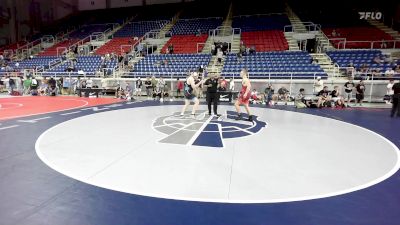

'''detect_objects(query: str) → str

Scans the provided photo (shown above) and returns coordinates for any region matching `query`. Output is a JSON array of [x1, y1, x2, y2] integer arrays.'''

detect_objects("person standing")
[[135, 77, 143, 97], [176, 78, 183, 98], [180, 72, 204, 118], [204, 74, 221, 116], [144, 77, 152, 99], [391, 81, 400, 117], [235, 69, 253, 121], [344, 78, 355, 107], [23, 76, 31, 95], [157, 76, 166, 101], [386, 79, 395, 104], [355, 80, 366, 106], [313, 76, 324, 94]]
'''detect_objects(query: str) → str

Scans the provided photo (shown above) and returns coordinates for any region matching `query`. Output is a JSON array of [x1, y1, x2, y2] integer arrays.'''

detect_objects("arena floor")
[[0, 96, 399, 225]]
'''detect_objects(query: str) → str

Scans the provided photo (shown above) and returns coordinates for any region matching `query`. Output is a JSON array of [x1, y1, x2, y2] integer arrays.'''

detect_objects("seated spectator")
[[385, 68, 395, 77], [115, 84, 125, 99], [277, 86, 289, 104], [38, 79, 48, 96], [249, 46, 256, 54], [373, 56, 383, 64], [331, 29, 340, 37], [294, 88, 311, 108], [316, 86, 331, 108], [0, 76, 5, 92], [380, 39, 387, 49], [330, 86, 345, 108], [250, 89, 263, 104]]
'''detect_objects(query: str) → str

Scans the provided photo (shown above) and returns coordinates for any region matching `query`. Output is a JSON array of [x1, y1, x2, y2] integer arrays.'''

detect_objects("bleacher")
[[222, 51, 327, 79], [161, 35, 208, 54], [38, 39, 78, 56], [43, 56, 118, 77], [232, 14, 290, 32], [232, 15, 289, 52], [171, 18, 223, 35], [126, 53, 211, 78], [324, 27, 394, 49], [95, 37, 137, 56], [69, 24, 113, 39], [114, 20, 169, 37], [327, 50, 398, 71], [241, 31, 288, 51], [17, 56, 60, 70]]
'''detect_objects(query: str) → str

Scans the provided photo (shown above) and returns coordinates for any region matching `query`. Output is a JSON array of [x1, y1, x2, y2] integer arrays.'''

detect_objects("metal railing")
[[331, 39, 400, 49]]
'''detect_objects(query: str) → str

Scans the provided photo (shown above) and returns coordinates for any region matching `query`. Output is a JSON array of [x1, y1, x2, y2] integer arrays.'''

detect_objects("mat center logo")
[[152, 110, 266, 148]]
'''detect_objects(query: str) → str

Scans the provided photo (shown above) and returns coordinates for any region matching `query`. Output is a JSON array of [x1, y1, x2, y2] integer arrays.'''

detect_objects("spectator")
[[380, 39, 387, 49], [386, 79, 395, 104], [264, 83, 274, 105], [330, 86, 345, 108], [151, 75, 157, 94], [125, 82, 133, 100], [373, 56, 383, 64], [115, 84, 125, 99], [385, 68, 395, 77], [86, 78, 93, 89], [317, 86, 330, 108], [144, 77, 152, 99], [211, 43, 216, 55], [219, 76, 227, 91], [168, 44, 174, 54], [277, 86, 289, 104], [8, 77, 15, 95], [30, 77, 38, 95], [249, 46, 256, 54], [331, 29, 339, 37], [355, 80, 366, 106], [23, 76, 31, 95], [156, 76, 166, 101], [229, 78, 235, 91], [217, 48, 223, 64], [344, 77, 355, 107], [0, 76, 5, 93], [250, 89, 263, 104], [176, 78, 183, 98], [135, 77, 143, 97], [295, 88, 310, 108], [314, 76, 324, 93], [391, 80, 400, 117]]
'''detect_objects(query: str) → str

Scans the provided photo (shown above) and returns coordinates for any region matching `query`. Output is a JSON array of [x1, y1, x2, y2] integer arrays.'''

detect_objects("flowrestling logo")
[[152, 110, 266, 148], [359, 12, 382, 20]]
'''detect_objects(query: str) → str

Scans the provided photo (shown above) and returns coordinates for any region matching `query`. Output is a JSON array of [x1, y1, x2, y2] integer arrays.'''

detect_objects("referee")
[[204, 74, 221, 116], [391, 81, 400, 118]]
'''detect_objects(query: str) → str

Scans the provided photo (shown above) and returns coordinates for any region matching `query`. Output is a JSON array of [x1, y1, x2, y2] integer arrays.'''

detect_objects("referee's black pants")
[[207, 92, 219, 115], [391, 94, 400, 117]]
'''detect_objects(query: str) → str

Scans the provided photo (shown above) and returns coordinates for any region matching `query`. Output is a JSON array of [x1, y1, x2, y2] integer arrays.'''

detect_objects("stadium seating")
[[38, 39, 78, 56], [241, 31, 289, 51], [222, 51, 327, 79], [324, 27, 394, 49], [232, 15, 290, 32], [114, 20, 169, 37], [0, 41, 27, 54], [16, 56, 60, 70], [171, 18, 223, 35], [69, 24, 113, 39], [43, 56, 118, 77], [126, 53, 211, 78], [95, 37, 138, 55], [161, 35, 208, 54], [327, 50, 398, 71]]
